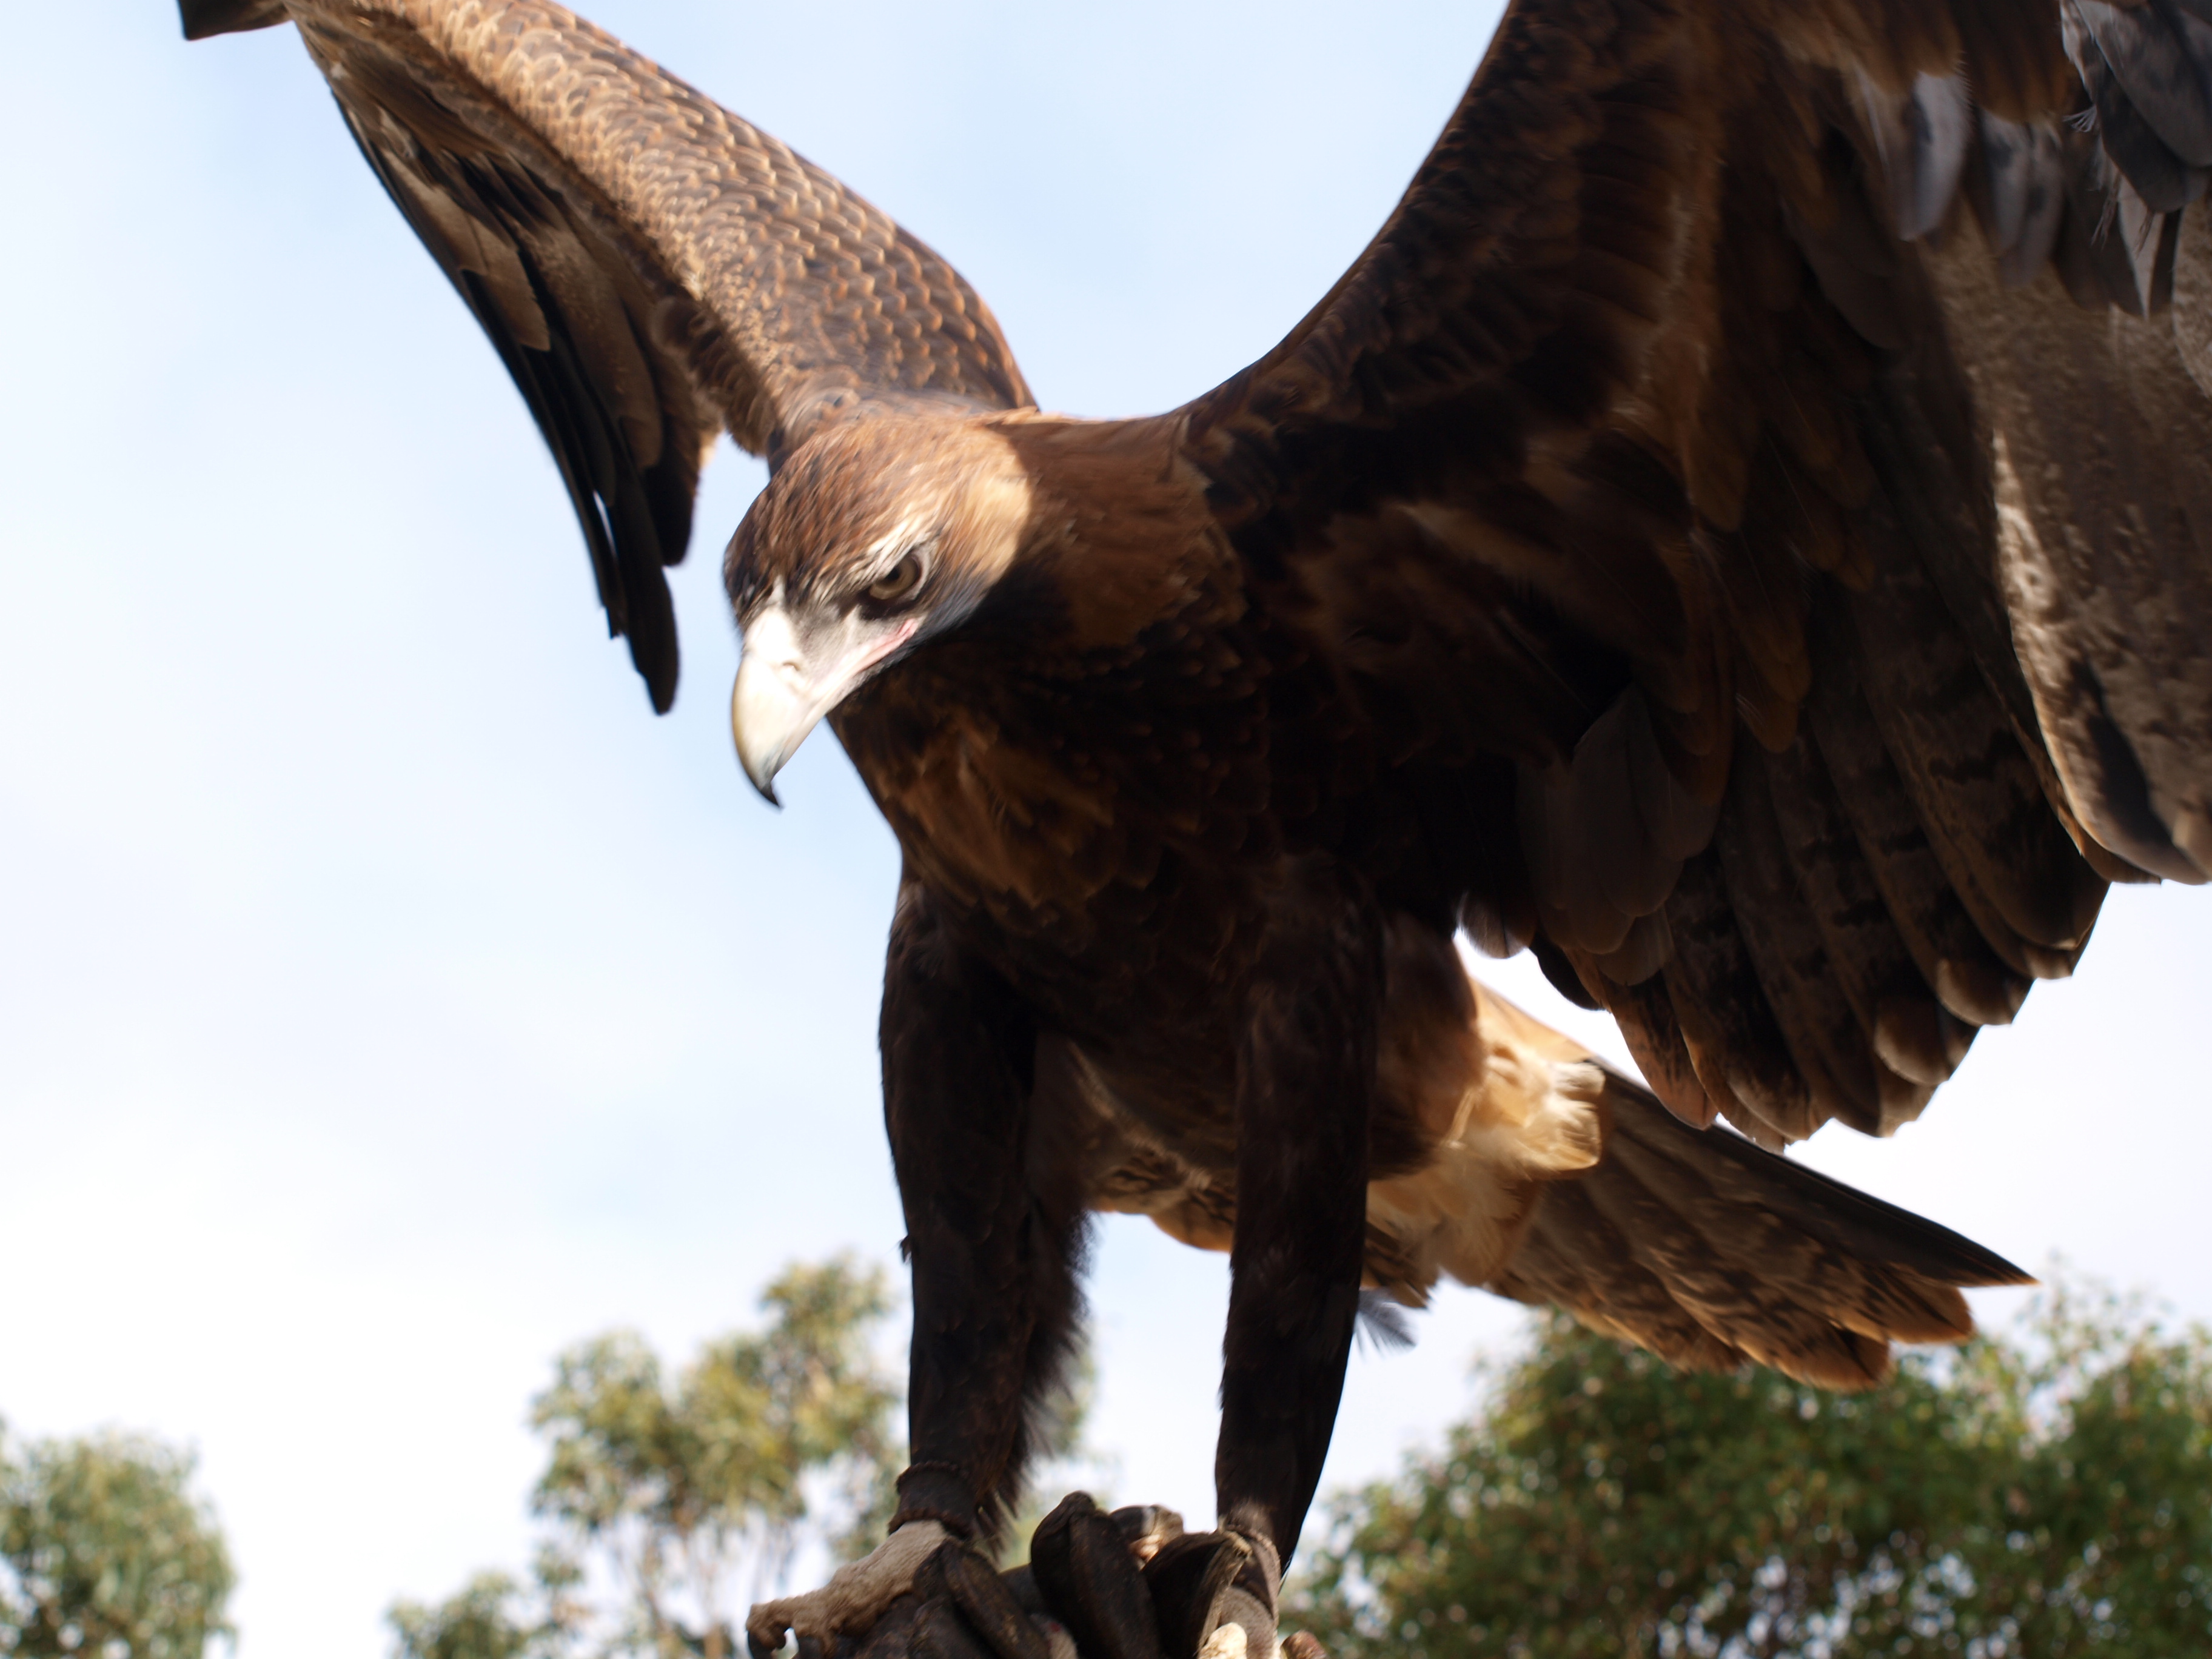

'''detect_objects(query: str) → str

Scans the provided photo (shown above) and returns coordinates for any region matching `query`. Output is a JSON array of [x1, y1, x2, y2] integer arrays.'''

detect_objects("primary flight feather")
[[182, 0, 2210, 1654]]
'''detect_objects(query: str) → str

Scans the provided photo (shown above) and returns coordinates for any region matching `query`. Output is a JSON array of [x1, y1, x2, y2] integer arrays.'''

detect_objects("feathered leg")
[[1142, 860, 1381, 1659], [748, 879, 1084, 1657], [884, 882, 1088, 1544], [1216, 858, 1381, 1559]]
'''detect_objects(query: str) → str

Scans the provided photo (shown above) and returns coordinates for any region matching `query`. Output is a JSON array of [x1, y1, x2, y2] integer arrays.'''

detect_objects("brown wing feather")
[[1488, 1071, 2032, 1390], [1183, 0, 2212, 1145], [179, 0, 289, 36], [197, 0, 1031, 709]]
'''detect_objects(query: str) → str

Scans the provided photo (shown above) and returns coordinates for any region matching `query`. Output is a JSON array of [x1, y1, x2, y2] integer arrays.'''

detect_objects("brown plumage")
[[186, 0, 2210, 1651]]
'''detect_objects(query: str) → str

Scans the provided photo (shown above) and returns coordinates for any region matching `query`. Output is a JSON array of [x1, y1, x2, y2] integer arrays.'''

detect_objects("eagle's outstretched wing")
[[1181, 0, 2212, 1149], [184, 0, 1031, 710]]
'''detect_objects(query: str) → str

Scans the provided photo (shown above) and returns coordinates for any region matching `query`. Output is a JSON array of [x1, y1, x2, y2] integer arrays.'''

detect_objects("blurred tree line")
[[0, 1423, 233, 1658], [389, 1259, 904, 1659], [389, 1256, 1102, 1659], [1289, 1279, 2212, 1658], [11, 1262, 2207, 1659]]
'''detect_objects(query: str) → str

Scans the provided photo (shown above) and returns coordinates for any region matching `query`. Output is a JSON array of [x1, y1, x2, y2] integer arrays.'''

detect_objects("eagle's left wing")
[[1179, 0, 2212, 1149]]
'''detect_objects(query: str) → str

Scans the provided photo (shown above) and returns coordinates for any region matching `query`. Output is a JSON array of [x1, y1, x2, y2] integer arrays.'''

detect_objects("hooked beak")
[[731, 603, 917, 804]]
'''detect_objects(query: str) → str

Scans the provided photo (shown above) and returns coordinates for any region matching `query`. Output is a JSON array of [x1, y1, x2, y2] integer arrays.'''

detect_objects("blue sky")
[[4, 4, 2208, 1655]]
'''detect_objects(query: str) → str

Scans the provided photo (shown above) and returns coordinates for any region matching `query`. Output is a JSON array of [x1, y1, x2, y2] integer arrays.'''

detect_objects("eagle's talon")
[[851, 1593, 921, 1659], [1028, 1614, 1079, 1659], [1142, 1529, 1278, 1659], [914, 1597, 999, 1659], [1030, 1493, 1165, 1659], [1108, 1505, 1185, 1567], [746, 1521, 950, 1659], [915, 1538, 1050, 1659]]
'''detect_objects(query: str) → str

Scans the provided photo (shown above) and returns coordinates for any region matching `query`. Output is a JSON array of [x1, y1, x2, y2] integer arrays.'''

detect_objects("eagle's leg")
[[885, 883, 1088, 1543], [1204, 857, 1382, 1645], [748, 881, 1085, 1657]]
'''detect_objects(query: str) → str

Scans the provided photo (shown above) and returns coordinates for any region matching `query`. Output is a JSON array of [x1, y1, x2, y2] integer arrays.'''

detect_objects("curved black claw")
[[916, 1542, 1051, 1659], [1143, 1530, 1278, 1659], [1030, 1493, 1165, 1659]]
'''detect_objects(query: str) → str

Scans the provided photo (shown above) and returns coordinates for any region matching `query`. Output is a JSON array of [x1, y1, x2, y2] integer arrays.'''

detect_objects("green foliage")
[[388, 1572, 551, 1659], [387, 1549, 588, 1659], [0, 1423, 233, 1659], [390, 1255, 1110, 1655], [392, 1258, 901, 1659], [534, 1259, 897, 1553], [1290, 1279, 2212, 1658]]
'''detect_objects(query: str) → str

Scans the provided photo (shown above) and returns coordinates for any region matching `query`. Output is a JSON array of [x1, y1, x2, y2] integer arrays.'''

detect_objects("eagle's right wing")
[[184, 0, 1032, 710]]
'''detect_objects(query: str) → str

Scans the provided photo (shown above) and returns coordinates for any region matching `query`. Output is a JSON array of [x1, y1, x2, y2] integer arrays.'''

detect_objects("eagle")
[[182, 1, 2211, 1655]]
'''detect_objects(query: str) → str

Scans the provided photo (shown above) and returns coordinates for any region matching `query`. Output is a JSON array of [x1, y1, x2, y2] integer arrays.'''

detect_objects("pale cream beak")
[[731, 603, 917, 804]]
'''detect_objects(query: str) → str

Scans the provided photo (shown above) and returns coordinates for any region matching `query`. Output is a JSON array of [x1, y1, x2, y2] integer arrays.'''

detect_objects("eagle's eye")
[[864, 550, 926, 608]]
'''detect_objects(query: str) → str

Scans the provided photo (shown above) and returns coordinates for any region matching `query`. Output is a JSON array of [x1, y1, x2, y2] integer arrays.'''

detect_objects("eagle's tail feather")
[[1483, 1065, 2032, 1390]]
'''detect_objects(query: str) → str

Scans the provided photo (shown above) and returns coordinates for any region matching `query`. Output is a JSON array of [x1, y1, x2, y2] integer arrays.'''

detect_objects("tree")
[[392, 1258, 901, 1659], [387, 1571, 556, 1659], [1290, 1279, 2212, 1658], [0, 1423, 233, 1659]]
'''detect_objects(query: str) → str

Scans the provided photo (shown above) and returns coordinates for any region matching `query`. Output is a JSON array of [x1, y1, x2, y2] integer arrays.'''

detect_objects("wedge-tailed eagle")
[[181, 1, 2212, 1654]]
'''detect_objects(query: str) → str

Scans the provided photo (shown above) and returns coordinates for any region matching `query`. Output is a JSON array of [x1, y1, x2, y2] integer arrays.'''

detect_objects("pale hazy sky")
[[4, 5, 2207, 1657]]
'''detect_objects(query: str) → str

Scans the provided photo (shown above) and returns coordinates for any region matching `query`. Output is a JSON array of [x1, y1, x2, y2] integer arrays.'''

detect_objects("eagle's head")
[[722, 412, 1034, 802]]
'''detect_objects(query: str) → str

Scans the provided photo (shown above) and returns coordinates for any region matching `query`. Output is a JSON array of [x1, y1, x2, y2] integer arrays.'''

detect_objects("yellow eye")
[[865, 552, 925, 606]]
